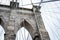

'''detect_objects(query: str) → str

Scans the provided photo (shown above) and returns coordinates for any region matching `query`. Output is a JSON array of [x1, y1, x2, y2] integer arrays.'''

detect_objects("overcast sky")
[[41, 1, 60, 40]]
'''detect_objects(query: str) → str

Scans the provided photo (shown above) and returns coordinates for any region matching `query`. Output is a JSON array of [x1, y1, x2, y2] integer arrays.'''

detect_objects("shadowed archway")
[[0, 18, 4, 27], [20, 20, 34, 38]]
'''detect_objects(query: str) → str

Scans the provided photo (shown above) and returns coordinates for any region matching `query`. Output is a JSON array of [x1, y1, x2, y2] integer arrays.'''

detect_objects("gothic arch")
[[20, 19, 35, 30], [20, 20, 34, 38], [16, 27, 33, 40], [15, 18, 40, 40]]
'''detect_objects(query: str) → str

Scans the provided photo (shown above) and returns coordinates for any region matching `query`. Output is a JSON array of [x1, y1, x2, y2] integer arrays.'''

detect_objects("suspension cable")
[[30, 0, 43, 40]]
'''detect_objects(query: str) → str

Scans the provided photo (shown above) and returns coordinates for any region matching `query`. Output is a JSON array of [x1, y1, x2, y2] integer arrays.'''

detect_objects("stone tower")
[[0, 2, 50, 40]]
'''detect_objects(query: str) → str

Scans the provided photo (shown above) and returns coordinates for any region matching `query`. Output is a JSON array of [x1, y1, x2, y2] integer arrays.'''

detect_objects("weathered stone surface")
[[0, 6, 50, 40]]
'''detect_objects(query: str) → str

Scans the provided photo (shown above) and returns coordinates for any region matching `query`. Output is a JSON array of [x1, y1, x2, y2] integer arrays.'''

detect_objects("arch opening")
[[0, 18, 5, 40], [15, 20, 35, 40], [20, 20, 34, 37], [16, 27, 33, 40], [19, 20, 41, 40]]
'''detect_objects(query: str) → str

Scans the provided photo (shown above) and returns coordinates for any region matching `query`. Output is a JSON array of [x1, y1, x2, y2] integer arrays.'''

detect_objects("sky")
[[41, 1, 60, 40]]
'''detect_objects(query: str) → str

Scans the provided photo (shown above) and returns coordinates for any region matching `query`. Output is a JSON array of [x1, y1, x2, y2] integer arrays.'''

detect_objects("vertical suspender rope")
[[39, 0, 43, 6]]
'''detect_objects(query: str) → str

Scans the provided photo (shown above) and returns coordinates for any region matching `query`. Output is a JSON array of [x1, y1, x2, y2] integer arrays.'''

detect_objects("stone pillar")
[[5, 1, 19, 40], [32, 5, 42, 40], [37, 13, 50, 40], [33, 5, 50, 40], [6, 11, 15, 40]]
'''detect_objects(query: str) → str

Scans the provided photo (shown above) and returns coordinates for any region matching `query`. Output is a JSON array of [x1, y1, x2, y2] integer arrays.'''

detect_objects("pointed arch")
[[15, 19, 39, 40], [16, 27, 32, 40], [20, 19, 34, 38]]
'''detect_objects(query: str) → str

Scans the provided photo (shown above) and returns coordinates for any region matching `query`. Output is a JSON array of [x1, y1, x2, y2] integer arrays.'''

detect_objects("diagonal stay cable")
[[43, 13, 59, 40], [30, 0, 43, 40]]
